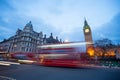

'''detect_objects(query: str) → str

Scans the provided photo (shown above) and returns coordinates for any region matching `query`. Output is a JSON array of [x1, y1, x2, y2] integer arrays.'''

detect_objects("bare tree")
[[94, 38, 113, 59]]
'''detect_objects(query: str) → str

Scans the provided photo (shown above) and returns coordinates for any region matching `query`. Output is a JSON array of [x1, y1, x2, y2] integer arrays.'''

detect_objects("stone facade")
[[0, 21, 61, 53], [43, 33, 62, 44], [83, 19, 94, 56]]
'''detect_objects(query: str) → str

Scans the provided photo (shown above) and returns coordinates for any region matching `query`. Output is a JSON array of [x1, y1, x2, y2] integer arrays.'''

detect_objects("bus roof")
[[38, 42, 92, 49]]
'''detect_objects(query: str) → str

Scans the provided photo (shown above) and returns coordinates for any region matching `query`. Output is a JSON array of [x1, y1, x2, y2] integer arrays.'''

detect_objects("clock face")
[[85, 29, 89, 33]]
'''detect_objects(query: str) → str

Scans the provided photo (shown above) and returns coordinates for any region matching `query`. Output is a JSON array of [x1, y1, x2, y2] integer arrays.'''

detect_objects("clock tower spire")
[[83, 19, 94, 56]]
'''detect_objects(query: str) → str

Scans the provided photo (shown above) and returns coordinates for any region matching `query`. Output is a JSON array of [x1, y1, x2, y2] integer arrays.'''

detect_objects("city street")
[[0, 0, 120, 80], [0, 63, 120, 80]]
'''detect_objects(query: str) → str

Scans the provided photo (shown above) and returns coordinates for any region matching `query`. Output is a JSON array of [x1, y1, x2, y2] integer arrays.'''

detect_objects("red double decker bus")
[[37, 42, 91, 67]]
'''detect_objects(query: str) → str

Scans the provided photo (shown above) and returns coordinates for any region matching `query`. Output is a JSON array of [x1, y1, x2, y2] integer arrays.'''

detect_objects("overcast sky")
[[0, 0, 120, 43]]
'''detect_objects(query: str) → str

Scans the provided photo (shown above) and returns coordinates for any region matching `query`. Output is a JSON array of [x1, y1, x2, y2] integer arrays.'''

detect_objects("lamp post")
[[7, 42, 12, 60]]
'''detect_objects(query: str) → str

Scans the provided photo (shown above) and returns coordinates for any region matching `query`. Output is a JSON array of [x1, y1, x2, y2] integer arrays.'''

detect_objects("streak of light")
[[18, 60, 36, 63], [38, 42, 92, 49], [0, 61, 20, 65], [0, 63, 10, 66]]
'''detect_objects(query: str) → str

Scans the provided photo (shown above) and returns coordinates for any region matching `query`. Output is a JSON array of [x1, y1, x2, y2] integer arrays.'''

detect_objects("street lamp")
[[64, 39, 69, 42]]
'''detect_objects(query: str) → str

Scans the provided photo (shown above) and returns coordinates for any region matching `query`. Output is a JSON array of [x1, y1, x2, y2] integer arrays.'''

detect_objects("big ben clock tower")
[[83, 19, 94, 56]]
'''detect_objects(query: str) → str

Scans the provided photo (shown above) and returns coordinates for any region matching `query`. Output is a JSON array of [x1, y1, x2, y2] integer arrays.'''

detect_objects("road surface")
[[0, 64, 120, 80]]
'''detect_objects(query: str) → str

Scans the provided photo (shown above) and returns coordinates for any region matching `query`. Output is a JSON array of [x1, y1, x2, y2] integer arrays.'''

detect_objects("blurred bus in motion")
[[37, 42, 91, 67]]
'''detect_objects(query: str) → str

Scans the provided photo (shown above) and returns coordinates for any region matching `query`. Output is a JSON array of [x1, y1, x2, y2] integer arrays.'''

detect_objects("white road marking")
[[0, 75, 16, 80]]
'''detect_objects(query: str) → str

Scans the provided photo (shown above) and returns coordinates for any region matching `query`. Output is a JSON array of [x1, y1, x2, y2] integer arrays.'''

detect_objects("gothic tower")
[[83, 19, 94, 56]]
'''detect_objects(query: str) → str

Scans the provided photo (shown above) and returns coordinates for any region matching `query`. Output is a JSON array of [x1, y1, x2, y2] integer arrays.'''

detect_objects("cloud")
[[0, 0, 120, 42], [93, 13, 120, 43], [0, 26, 14, 40]]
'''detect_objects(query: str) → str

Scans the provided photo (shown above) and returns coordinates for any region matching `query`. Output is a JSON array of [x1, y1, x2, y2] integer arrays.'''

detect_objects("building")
[[0, 21, 43, 53], [0, 21, 61, 54], [115, 48, 120, 59], [83, 19, 94, 56], [0, 46, 8, 58], [43, 33, 62, 44]]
